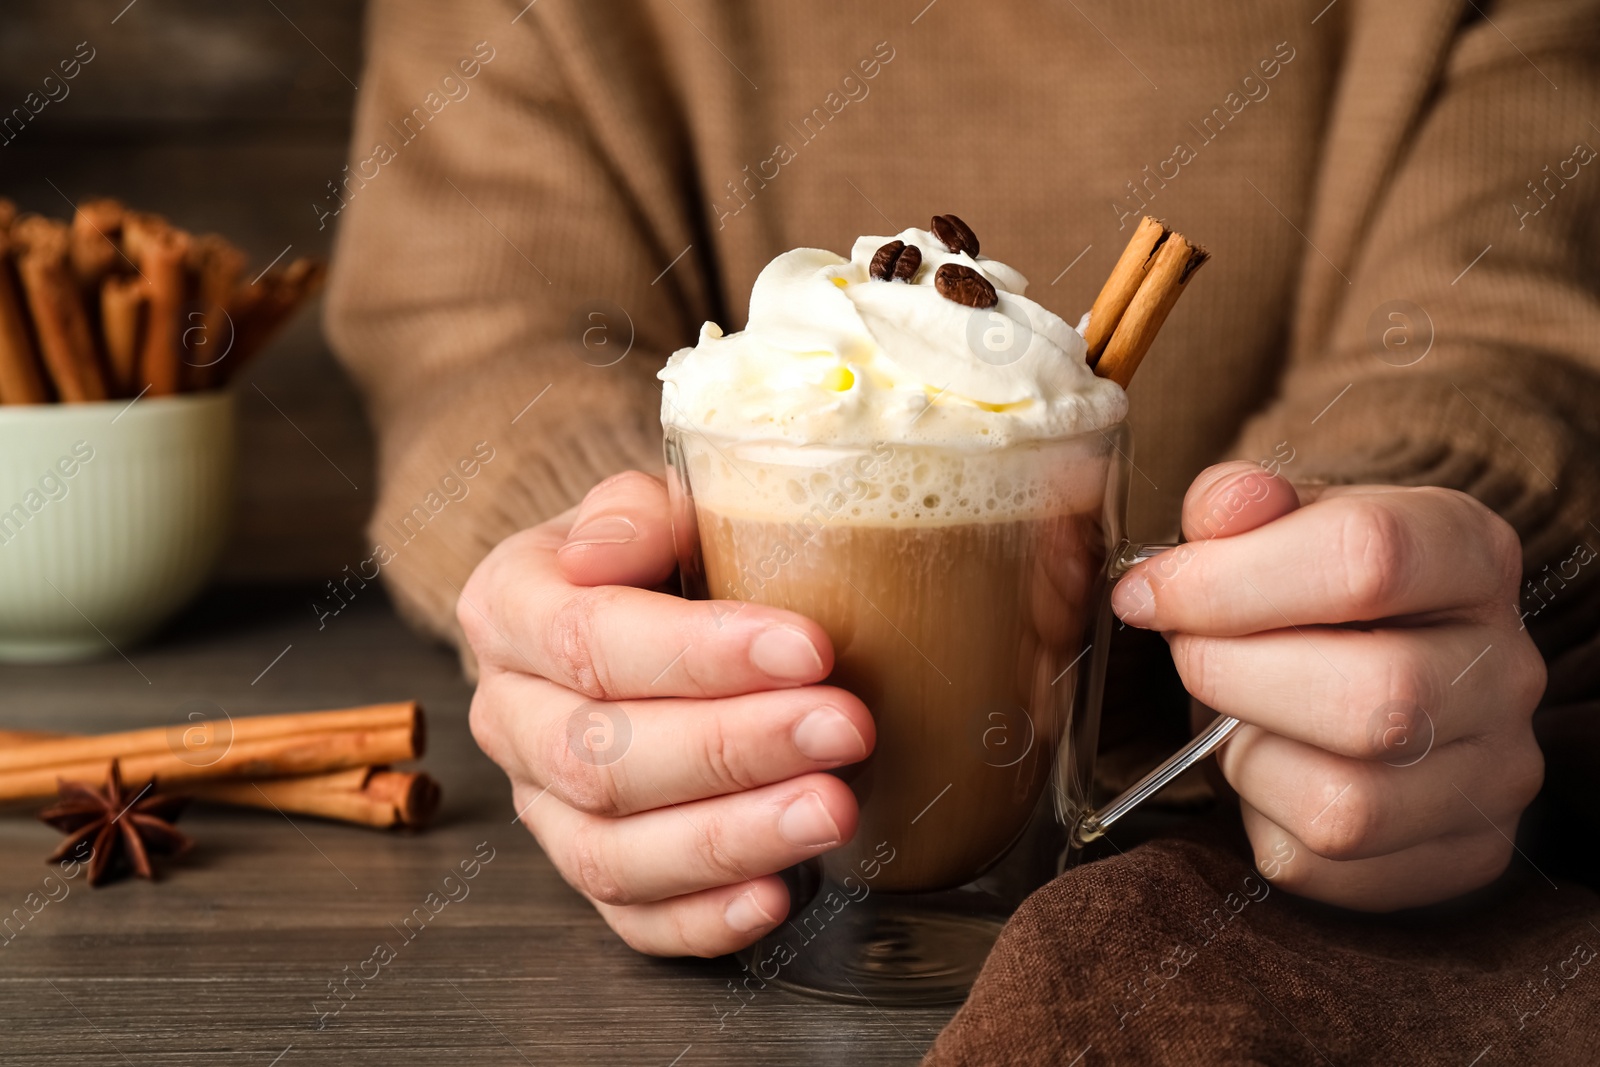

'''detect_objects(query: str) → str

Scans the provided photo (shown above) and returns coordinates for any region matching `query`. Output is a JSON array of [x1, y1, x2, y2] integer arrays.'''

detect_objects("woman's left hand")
[[1113, 461, 1547, 910]]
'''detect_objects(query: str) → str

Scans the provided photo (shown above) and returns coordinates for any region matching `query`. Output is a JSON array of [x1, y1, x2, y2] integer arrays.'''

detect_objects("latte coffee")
[[677, 435, 1111, 893], [658, 220, 1131, 998]]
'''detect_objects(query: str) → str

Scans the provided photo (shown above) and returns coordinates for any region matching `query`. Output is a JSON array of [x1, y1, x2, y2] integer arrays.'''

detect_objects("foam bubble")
[[676, 435, 1112, 527]]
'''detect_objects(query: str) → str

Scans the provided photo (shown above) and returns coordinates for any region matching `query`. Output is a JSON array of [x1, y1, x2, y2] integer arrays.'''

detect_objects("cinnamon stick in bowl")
[[11, 216, 107, 402], [68, 198, 126, 288], [185, 234, 246, 390], [123, 213, 190, 397], [0, 228, 49, 405], [100, 274, 146, 395]]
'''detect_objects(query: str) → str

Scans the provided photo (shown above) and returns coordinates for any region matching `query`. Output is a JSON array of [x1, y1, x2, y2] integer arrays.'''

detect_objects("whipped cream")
[[658, 227, 1127, 448]]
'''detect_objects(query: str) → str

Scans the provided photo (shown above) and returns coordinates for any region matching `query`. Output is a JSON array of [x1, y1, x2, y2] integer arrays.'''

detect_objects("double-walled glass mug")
[[665, 422, 1231, 1004]]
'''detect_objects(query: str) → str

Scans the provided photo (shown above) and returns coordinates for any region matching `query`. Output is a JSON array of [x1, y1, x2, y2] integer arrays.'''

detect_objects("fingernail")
[[724, 889, 777, 933], [749, 626, 824, 681], [793, 707, 867, 764], [779, 791, 840, 848], [563, 515, 638, 549], [1111, 572, 1155, 627]]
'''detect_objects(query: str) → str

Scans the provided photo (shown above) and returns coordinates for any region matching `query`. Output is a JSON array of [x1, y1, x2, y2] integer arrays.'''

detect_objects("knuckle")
[[1357, 695, 1420, 761], [666, 901, 723, 959], [1355, 646, 1440, 759], [467, 688, 501, 765], [1506, 736, 1546, 810], [1256, 845, 1311, 892], [1508, 642, 1548, 713], [699, 714, 759, 794], [456, 569, 493, 650], [543, 720, 625, 817], [567, 820, 632, 906], [672, 641, 721, 695], [693, 811, 747, 887], [1297, 771, 1380, 861], [1170, 635, 1222, 708], [1335, 501, 1413, 618], [609, 919, 658, 957], [1485, 515, 1525, 593], [547, 587, 621, 699], [1446, 489, 1524, 592]]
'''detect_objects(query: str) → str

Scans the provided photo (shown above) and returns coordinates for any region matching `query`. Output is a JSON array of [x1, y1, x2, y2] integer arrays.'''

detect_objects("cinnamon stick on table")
[[0, 728, 440, 829], [0, 702, 424, 803], [0, 229, 49, 404], [11, 216, 107, 402], [186, 767, 442, 829]]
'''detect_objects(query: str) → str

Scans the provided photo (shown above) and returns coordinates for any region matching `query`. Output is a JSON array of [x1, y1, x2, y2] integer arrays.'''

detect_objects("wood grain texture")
[[0, 587, 953, 1065]]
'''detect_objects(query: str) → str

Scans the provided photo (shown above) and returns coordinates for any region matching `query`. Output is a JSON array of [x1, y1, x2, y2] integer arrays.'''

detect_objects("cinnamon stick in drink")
[[0, 229, 49, 404], [1092, 230, 1209, 389], [1084, 215, 1169, 364], [12, 216, 107, 402]]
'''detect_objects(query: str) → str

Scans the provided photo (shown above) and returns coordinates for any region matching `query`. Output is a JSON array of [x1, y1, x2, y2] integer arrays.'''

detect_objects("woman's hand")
[[459, 472, 873, 956], [1113, 462, 1547, 910]]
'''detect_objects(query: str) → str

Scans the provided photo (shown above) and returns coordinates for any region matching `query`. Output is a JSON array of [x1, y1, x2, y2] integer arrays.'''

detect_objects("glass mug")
[[665, 422, 1227, 1004]]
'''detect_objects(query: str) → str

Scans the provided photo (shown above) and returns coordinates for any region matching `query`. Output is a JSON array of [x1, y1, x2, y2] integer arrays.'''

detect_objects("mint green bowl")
[[0, 391, 235, 662]]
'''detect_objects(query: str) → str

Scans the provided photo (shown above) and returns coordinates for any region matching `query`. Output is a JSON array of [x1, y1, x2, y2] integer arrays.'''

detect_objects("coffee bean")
[[934, 263, 998, 309], [892, 242, 921, 282], [869, 240, 922, 282], [931, 214, 979, 257]]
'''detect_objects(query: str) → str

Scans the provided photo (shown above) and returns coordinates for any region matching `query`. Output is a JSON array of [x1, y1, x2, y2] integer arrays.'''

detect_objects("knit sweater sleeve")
[[323, 0, 708, 647], [1228, 0, 1600, 683]]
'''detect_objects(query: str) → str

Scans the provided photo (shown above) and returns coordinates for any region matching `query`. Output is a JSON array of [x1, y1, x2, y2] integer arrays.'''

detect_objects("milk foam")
[[674, 435, 1113, 526]]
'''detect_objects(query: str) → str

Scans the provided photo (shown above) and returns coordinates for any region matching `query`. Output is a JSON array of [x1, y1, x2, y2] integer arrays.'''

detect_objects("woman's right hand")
[[459, 471, 874, 956]]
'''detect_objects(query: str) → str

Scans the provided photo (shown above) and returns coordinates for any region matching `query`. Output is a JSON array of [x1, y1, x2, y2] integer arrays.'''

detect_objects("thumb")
[[1180, 461, 1301, 542], [555, 470, 678, 589]]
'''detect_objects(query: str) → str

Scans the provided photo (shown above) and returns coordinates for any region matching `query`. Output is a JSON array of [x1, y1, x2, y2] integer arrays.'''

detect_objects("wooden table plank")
[[0, 587, 955, 1065]]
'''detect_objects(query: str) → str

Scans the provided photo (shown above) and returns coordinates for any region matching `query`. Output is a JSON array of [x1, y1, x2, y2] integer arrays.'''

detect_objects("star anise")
[[38, 760, 193, 886]]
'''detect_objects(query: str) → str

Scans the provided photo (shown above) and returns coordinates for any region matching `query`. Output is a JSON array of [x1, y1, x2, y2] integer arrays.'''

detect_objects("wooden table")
[[0, 587, 957, 1066]]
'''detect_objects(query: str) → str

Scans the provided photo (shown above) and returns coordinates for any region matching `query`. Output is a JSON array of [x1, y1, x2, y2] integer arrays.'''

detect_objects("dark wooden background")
[[2, 0, 372, 581]]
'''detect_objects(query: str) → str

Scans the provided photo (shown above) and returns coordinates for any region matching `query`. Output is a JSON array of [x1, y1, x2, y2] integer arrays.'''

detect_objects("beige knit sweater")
[[324, 0, 1600, 702]]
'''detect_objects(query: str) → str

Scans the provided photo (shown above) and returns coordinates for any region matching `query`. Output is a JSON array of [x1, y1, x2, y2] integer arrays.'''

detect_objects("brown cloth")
[[924, 813, 1600, 1066]]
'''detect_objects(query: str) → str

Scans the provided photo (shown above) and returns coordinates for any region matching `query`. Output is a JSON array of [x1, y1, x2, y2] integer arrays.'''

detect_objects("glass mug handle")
[[1071, 541, 1243, 847]]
